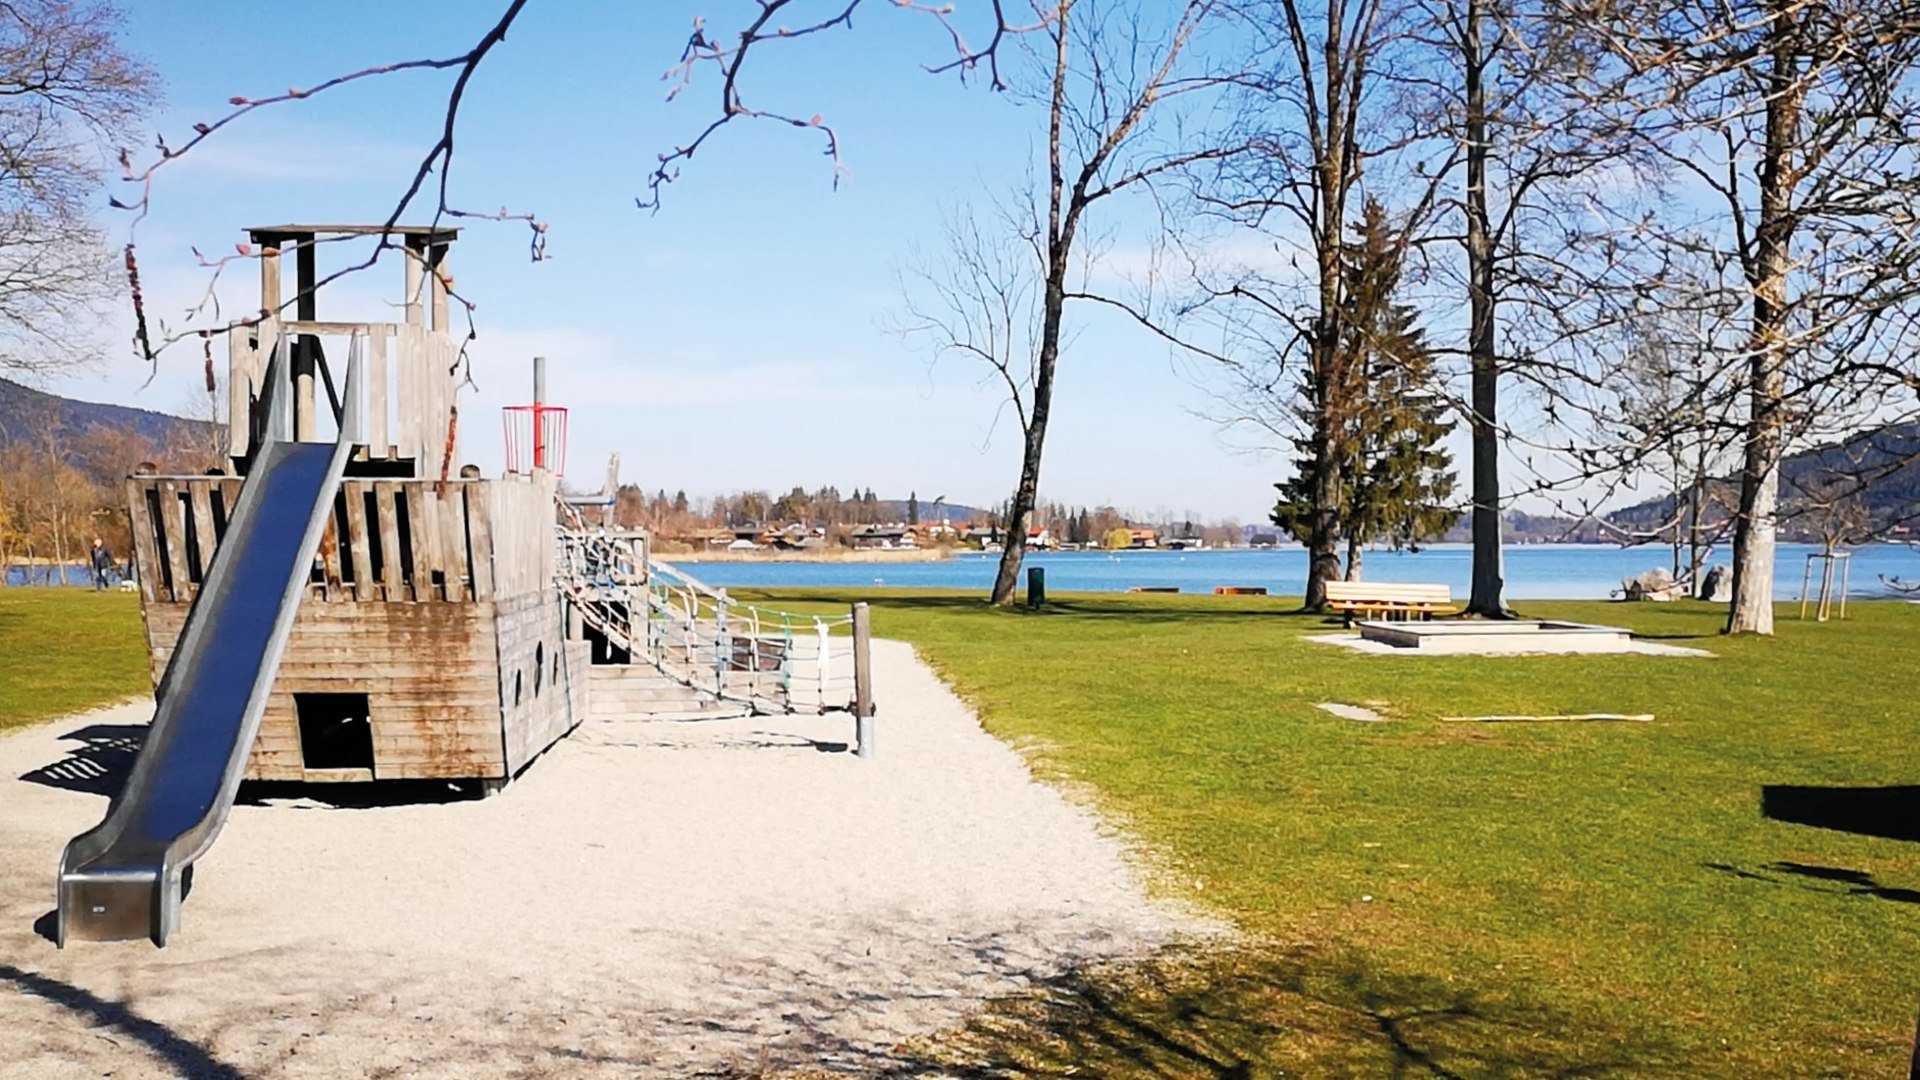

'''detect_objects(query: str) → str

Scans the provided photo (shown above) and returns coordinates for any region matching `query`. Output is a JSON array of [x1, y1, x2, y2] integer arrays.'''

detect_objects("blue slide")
[[58, 338, 360, 947]]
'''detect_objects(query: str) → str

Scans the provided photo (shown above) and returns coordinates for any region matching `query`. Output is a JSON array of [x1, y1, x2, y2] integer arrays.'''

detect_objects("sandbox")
[[1357, 620, 1633, 653]]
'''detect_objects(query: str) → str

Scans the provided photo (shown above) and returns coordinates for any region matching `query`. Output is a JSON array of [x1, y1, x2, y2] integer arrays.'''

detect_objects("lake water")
[[12, 542, 1915, 599], [4, 566, 106, 588], [673, 543, 1920, 600]]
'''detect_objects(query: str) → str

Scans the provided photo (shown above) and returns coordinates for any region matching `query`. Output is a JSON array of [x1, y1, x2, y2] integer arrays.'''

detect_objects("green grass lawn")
[[0, 588, 148, 732], [4, 582, 1912, 1073], [738, 589, 1920, 1076]]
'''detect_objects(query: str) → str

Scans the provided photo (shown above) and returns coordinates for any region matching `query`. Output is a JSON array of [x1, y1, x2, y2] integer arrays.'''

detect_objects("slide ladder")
[[57, 334, 363, 946]]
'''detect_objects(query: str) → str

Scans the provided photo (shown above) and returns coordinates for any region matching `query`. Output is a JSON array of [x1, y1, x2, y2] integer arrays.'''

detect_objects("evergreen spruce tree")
[[1273, 200, 1458, 579], [908, 491, 920, 526]]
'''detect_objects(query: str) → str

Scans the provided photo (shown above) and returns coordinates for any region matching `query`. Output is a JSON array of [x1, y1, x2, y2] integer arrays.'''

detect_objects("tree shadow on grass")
[[758, 591, 1315, 628], [1761, 784, 1920, 843], [889, 943, 1678, 1078], [1703, 860, 1920, 905]]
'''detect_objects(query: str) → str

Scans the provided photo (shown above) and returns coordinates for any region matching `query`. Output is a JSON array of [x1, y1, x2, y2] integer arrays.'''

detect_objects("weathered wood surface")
[[223, 315, 452, 472], [495, 590, 580, 776], [488, 473, 555, 599], [145, 601, 511, 782], [129, 470, 577, 784], [127, 477, 540, 607]]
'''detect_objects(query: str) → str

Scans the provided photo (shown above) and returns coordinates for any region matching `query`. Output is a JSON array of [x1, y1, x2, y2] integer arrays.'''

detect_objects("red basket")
[[502, 404, 568, 476]]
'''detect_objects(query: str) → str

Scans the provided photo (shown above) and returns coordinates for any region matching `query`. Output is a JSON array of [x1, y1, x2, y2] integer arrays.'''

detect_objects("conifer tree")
[[1273, 201, 1458, 578]]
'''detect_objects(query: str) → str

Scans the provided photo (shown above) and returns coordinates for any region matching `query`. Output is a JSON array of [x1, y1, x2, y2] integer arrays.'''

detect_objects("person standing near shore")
[[90, 538, 113, 591]]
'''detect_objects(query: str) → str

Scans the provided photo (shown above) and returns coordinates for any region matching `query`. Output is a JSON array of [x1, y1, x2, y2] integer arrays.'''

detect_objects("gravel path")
[[0, 640, 1209, 1078]]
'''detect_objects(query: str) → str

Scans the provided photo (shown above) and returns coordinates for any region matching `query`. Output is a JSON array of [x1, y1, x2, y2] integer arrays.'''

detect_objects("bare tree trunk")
[[1688, 439, 1709, 598], [1729, 351, 1785, 632], [989, 343, 1057, 603], [1301, 0, 1358, 615], [1727, 1, 1799, 636], [990, 4, 1074, 607], [1345, 536, 1362, 580], [1304, 330, 1344, 609], [1671, 462, 1684, 582], [1463, 0, 1507, 618]]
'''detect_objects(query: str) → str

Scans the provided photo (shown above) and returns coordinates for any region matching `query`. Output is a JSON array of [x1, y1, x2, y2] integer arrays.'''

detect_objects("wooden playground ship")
[[64, 223, 871, 947], [122, 225, 583, 789], [122, 224, 867, 793]]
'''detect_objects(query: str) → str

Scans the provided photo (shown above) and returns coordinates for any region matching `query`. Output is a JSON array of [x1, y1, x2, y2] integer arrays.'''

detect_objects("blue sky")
[[47, 1, 1279, 522]]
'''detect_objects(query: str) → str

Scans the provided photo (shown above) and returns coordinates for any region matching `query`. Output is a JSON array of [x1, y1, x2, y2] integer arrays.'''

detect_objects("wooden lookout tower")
[[124, 226, 584, 791]]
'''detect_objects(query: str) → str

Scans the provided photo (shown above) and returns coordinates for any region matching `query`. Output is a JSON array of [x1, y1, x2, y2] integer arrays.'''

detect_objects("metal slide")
[[57, 334, 362, 947]]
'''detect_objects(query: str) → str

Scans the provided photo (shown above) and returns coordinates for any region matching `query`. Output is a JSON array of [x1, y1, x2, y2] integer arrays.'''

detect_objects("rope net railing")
[[554, 503, 858, 714]]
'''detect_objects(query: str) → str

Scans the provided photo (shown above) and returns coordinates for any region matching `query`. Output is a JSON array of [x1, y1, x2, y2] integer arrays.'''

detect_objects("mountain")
[[0, 377, 220, 486], [1608, 423, 1920, 541], [873, 498, 987, 523], [0, 377, 212, 454]]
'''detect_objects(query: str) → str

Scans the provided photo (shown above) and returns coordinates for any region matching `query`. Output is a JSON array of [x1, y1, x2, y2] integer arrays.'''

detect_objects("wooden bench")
[[1324, 581, 1459, 626], [1213, 586, 1268, 596]]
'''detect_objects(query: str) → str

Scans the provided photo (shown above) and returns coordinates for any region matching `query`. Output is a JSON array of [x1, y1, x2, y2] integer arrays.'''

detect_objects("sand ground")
[[0, 640, 1207, 1078]]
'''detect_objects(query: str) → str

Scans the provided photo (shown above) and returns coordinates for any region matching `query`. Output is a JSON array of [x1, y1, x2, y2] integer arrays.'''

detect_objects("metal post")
[[532, 356, 547, 472], [852, 602, 874, 758], [1818, 554, 1836, 622], [816, 620, 832, 712], [715, 599, 729, 696], [1839, 554, 1851, 619]]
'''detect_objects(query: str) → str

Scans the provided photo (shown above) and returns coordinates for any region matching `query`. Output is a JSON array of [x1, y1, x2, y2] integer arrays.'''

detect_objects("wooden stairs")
[[585, 663, 746, 721]]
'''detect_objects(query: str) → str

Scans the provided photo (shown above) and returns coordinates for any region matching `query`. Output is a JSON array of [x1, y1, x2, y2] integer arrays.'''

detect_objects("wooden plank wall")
[[130, 472, 578, 784], [144, 602, 505, 781], [496, 591, 583, 776], [393, 323, 456, 476], [488, 472, 557, 598]]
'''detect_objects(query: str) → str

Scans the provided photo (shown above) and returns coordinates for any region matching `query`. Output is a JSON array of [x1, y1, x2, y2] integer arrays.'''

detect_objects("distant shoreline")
[[664, 548, 955, 564]]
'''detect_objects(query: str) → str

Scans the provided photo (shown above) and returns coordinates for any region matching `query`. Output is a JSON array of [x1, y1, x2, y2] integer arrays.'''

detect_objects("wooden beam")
[[403, 242, 424, 328], [405, 483, 437, 600], [186, 482, 218, 586], [367, 326, 390, 459], [344, 483, 373, 602], [465, 480, 495, 601], [295, 236, 318, 441], [258, 233, 281, 318], [374, 481, 407, 601], [429, 243, 449, 333], [158, 480, 191, 602], [125, 479, 161, 604], [280, 320, 388, 336], [436, 482, 468, 602]]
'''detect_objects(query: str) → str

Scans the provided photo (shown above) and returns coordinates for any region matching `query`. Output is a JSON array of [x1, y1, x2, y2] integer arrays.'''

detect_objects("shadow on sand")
[[18, 723, 143, 798], [0, 962, 246, 1079], [16, 720, 486, 810]]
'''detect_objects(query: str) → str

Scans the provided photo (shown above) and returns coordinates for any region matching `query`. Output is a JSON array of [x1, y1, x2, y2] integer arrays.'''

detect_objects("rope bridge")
[[555, 503, 861, 715]]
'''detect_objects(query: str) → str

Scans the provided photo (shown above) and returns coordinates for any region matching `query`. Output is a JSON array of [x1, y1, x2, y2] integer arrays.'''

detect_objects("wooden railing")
[[127, 473, 556, 605], [228, 319, 458, 468]]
